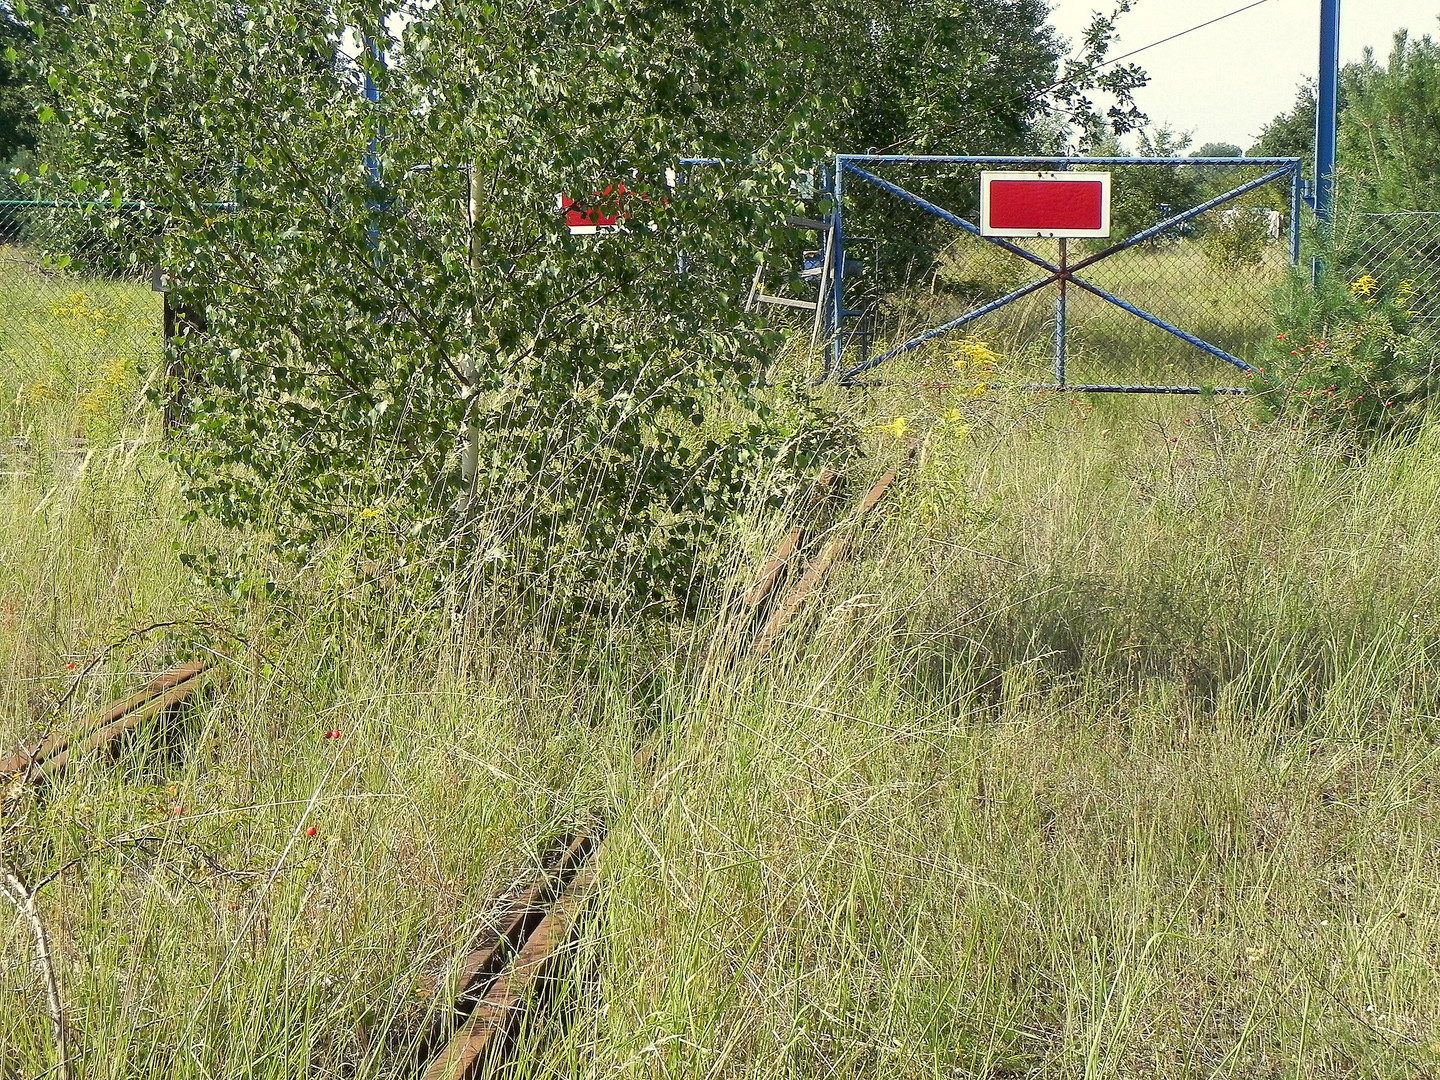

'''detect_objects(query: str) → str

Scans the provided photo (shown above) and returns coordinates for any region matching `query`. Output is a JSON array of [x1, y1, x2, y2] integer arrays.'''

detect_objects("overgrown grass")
[[3, 259, 1440, 1079], [865, 239, 1288, 389], [0, 244, 157, 454]]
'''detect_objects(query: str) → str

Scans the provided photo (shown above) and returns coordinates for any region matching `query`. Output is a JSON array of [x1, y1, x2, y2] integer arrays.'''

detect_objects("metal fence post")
[[362, 32, 385, 255], [1055, 238, 1068, 387], [1315, 0, 1340, 227]]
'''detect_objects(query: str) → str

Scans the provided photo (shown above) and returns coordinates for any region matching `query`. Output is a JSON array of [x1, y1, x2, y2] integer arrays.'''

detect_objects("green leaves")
[[1340, 30, 1440, 212], [1255, 256, 1437, 443], [42, 0, 842, 616]]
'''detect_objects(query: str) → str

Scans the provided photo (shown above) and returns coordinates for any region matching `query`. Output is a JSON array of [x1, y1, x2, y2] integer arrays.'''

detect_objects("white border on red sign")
[[557, 194, 624, 236], [979, 171, 1112, 239]]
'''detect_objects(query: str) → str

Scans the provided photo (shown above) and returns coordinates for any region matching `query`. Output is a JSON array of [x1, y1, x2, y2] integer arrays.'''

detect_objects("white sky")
[[1047, 0, 1440, 151]]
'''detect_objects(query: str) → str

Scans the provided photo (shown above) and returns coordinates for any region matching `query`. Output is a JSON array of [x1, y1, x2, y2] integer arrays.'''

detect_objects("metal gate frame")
[[823, 155, 1306, 393]]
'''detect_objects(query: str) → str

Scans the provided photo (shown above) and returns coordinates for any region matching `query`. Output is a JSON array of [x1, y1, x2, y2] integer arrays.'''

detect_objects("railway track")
[[735, 447, 914, 663], [419, 834, 603, 1080], [2, 450, 907, 1074], [2, 660, 214, 791]]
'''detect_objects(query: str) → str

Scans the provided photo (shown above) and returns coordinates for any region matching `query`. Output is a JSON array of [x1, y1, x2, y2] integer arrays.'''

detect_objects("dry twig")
[[1, 856, 71, 1080]]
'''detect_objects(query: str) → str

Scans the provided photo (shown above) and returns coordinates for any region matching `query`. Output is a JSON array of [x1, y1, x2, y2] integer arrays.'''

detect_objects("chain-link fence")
[[1339, 211, 1440, 327], [0, 182, 161, 448], [813, 157, 1300, 389]]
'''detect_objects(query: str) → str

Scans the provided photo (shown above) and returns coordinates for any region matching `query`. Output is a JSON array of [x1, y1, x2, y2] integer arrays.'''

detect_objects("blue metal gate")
[[820, 155, 1305, 393]]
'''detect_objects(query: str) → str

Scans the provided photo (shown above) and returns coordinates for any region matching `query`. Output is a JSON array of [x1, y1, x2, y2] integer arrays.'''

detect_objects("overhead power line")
[[1088, 0, 1281, 75], [878, 0, 1284, 154]]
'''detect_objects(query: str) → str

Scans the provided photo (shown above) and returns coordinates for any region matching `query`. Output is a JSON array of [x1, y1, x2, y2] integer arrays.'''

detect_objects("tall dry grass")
[[2, 261, 1439, 1078]]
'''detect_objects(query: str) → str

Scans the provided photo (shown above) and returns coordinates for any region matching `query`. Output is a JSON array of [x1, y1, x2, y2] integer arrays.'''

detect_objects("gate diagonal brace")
[[832, 159, 1301, 386]]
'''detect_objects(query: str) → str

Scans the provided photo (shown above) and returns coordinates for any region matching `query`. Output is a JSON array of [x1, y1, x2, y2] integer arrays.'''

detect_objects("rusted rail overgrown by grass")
[[751, 446, 914, 661], [420, 833, 603, 1080], [1, 660, 213, 791], [1, 658, 215, 1080]]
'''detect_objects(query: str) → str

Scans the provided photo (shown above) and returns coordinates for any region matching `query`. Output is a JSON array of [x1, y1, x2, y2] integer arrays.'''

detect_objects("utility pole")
[[1315, 0, 1340, 224]]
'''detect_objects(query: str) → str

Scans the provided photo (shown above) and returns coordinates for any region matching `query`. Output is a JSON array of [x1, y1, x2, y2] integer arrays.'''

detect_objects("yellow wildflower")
[[969, 383, 988, 398], [1349, 274, 1379, 298], [875, 416, 908, 440], [952, 336, 1003, 369], [358, 507, 382, 521], [940, 409, 970, 438]]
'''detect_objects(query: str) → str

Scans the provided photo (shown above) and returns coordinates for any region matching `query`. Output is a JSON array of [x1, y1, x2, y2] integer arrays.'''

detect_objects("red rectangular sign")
[[980, 172, 1111, 238], [560, 184, 628, 234]]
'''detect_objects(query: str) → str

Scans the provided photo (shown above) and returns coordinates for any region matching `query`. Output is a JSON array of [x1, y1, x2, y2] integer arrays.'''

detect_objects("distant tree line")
[[1249, 25, 1440, 213]]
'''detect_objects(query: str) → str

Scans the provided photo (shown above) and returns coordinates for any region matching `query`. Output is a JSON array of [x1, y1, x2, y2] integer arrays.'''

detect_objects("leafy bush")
[[1252, 260, 1438, 439], [37, 1, 852, 617], [1201, 207, 1272, 270]]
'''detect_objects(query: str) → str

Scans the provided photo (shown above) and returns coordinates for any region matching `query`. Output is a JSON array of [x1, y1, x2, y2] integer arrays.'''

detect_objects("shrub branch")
[[1, 856, 71, 1080]]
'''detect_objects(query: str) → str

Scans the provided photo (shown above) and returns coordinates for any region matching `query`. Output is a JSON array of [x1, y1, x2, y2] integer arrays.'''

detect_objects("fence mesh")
[[0, 183, 161, 453], [812, 159, 1298, 388], [1340, 212, 1440, 328]]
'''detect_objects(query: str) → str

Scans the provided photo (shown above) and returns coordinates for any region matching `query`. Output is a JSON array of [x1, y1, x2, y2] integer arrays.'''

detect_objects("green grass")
[[0, 244, 159, 454], [862, 239, 1289, 389], [4, 256, 1440, 1079]]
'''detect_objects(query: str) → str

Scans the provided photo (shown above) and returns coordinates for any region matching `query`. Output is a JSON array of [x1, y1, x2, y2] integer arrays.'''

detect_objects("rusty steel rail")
[[753, 451, 911, 661], [419, 834, 602, 1080], [741, 526, 804, 613], [1, 660, 213, 786], [738, 467, 842, 617]]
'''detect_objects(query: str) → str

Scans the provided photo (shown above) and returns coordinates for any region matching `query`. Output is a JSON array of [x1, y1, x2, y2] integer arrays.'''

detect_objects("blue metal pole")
[[362, 35, 382, 183], [1068, 278, 1255, 372], [362, 33, 384, 254], [1316, 0, 1340, 225], [1054, 161, 1068, 387], [1055, 239, 1068, 387]]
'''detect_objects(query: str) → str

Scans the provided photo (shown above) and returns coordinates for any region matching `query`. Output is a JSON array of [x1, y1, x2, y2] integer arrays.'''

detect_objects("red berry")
[[306, 826, 317, 837]]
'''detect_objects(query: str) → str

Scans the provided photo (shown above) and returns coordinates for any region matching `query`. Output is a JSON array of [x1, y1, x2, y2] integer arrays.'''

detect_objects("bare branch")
[[0, 858, 71, 1080]]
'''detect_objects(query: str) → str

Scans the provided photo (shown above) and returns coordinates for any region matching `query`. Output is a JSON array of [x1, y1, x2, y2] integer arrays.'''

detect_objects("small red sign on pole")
[[560, 185, 627, 235], [980, 171, 1111, 238]]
